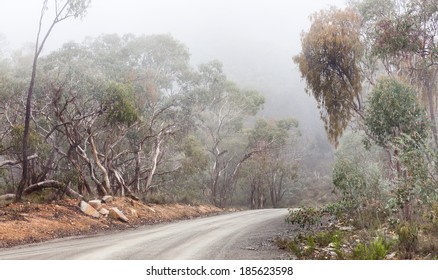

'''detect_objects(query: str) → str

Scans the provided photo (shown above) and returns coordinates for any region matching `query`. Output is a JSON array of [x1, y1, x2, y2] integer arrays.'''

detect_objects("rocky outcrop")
[[79, 200, 101, 218], [109, 207, 129, 223], [78, 198, 130, 223]]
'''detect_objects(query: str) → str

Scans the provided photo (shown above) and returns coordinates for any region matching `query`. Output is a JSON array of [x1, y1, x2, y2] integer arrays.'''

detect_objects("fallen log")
[[24, 180, 83, 200]]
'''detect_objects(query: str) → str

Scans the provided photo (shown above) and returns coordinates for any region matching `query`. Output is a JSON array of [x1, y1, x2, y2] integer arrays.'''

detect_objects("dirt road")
[[0, 208, 291, 260]]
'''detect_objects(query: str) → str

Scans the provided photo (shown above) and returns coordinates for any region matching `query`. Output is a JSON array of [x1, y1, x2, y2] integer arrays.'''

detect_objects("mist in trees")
[[0, 1, 350, 208], [0, 32, 301, 208]]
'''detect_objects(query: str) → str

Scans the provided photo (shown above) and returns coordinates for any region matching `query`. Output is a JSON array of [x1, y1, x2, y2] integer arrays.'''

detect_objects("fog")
[[0, 0, 346, 147]]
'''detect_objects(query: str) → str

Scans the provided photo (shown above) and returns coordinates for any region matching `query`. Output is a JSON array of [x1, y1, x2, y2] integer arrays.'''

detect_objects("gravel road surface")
[[0, 208, 291, 260]]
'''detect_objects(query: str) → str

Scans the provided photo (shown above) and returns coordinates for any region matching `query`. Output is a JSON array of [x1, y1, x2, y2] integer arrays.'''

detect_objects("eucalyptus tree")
[[37, 33, 196, 198], [0, 50, 40, 189], [18, 0, 90, 201], [193, 61, 265, 206], [120, 34, 196, 195], [365, 0, 438, 147], [345, 0, 438, 148], [239, 118, 300, 209], [294, 7, 364, 146], [364, 77, 430, 220]]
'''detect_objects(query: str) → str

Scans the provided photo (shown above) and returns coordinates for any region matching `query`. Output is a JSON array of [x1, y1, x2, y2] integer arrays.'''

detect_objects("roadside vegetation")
[[280, 0, 438, 260]]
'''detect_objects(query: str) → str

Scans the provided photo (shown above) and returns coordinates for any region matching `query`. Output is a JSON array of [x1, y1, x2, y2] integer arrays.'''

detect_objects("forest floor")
[[0, 197, 224, 248]]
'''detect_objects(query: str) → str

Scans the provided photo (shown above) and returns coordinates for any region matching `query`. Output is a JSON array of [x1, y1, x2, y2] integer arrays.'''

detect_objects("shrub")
[[397, 222, 418, 258], [315, 230, 343, 247], [353, 236, 392, 260], [286, 207, 324, 230]]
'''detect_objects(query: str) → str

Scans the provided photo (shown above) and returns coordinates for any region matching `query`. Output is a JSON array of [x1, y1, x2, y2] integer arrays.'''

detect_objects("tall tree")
[[368, 0, 438, 147], [242, 118, 300, 209], [17, 0, 90, 201], [294, 7, 364, 145], [194, 61, 265, 207], [364, 77, 430, 220]]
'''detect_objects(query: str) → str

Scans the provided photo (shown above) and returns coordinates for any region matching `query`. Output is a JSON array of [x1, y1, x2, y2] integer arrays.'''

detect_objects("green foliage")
[[180, 135, 209, 173], [103, 82, 139, 126], [397, 222, 419, 257], [332, 132, 388, 217], [249, 118, 298, 149], [363, 78, 433, 222], [143, 193, 169, 205], [293, 7, 363, 145], [315, 230, 343, 247], [369, 0, 438, 59], [25, 188, 59, 203], [286, 240, 304, 258], [395, 135, 435, 205], [127, 34, 191, 87], [279, 230, 345, 260], [305, 235, 317, 255], [54, 168, 81, 186], [286, 207, 323, 229], [365, 77, 429, 147], [332, 157, 366, 208], [9, 125, 44, 156], [230, 89, 265, 116], [196, 61, 265, 118], [353, 236, 393, 260], [424, 203, 438, 236], [279, 235, 316, 259], [323, 202, 349, 219]]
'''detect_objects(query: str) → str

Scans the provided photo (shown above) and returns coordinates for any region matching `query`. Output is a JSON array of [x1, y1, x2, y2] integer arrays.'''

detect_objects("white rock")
[[79, 201, 101, 218], [99, 208, 109, 216], [386, 252, 396, 259], [109, 207, 129, 222], [102, 196, 114, 203], [130, 208, 138, 218], [88, 199, 102, 210], [329, 251, 338, 259]]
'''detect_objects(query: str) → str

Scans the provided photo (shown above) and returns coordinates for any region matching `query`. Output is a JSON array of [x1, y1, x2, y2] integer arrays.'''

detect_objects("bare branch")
[[0, 154, 38, 168]]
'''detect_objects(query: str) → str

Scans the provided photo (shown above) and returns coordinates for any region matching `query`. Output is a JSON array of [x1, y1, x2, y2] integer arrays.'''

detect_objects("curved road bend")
[[0, 208, 289, 260]]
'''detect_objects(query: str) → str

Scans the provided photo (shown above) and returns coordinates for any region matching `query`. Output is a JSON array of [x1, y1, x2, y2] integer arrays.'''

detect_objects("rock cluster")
[[78, 196, 129, 223]]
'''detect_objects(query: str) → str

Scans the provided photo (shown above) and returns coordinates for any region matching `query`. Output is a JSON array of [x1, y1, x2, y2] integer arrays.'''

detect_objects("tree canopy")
[[365, 77, 429, 148], [294, 7, 364, 145]]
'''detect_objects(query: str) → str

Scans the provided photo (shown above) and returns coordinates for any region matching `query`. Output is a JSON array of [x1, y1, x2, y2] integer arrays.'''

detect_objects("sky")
[[0, 0, 347, 144], [0, 1, 345, 53]]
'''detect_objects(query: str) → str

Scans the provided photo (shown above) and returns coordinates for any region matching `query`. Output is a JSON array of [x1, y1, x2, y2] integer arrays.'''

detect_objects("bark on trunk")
[[145, 132, 162, 192], [134, 145, 142, 192], [17, 0, 69, 202], [88, 134, 111, 195], [425, 74, 438, 148]]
